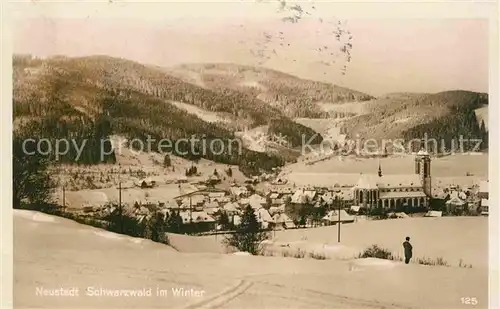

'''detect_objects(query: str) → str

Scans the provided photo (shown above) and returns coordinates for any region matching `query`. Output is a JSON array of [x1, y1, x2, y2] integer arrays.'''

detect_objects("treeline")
[[342, 90, 489, 143], [16, 115, 117, 165], [402, 105, 488, 152], [172, 63, 374, 118], [264, 79, 373, 118], [104, 208, 198, 239]]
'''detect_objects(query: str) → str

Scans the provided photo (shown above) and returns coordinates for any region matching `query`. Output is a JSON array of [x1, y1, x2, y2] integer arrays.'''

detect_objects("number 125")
[[461, 297, 478, 305]]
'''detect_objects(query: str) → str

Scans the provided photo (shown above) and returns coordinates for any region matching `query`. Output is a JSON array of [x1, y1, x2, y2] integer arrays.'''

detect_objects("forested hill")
[[12, 54, 325, 175], [340, 90, 489, 152], [401, 91, 489, 151], [167, 63, 375, 118]]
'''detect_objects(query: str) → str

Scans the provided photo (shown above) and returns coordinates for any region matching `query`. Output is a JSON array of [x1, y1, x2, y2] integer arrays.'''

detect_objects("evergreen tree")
[[226, 167, 233, 177], [104, 205, 145, 237], [163, 154, 172, 168], [143, 212, 168, 243], [13, 130, 55, 209], [217, 211, 232, 231], [480, 120, 488, 150], [224, 205, 269, 255], [165, 210, 183, 233], [299, 216, 307, 227]]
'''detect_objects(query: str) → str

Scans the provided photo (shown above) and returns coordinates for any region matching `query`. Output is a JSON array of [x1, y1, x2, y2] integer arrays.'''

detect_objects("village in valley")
[[52, 144, 490, 239]]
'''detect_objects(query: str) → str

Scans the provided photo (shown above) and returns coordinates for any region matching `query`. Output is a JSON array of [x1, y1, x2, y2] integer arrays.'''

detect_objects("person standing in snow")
[[403, 236, 413, 264]]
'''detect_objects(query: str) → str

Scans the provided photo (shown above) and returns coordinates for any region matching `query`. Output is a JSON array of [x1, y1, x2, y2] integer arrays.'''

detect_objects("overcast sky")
[[12, 1, 489, 96]]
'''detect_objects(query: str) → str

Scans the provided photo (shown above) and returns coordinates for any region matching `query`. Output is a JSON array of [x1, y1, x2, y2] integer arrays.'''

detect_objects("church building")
[[353, 150, 432, 209]]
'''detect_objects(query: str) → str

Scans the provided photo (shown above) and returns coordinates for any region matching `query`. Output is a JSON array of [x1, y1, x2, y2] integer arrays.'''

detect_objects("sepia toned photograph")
[[3, 1, 498, 308]]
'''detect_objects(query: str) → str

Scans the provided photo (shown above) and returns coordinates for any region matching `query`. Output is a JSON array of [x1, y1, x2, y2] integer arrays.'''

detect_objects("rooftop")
[[356, 174, 422, 189], [285, 172, 424, 190], [379, 191, 427, 199]]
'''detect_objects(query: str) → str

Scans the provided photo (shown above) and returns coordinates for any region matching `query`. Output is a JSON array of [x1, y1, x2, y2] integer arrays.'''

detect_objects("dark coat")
[[403, 241, 413, 257]]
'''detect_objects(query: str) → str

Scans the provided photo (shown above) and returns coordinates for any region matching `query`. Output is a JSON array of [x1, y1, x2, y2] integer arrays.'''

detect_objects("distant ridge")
[[167, 62, 375, 118]]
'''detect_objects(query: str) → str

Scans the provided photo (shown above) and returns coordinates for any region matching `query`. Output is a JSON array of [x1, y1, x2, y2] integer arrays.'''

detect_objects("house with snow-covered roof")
[[272, 213, 295, 229], [322, 210, 355, 225], [223, 202, 239, 215], [480, 199, 489, 216], [248, 193, 267, 210], [445, 196, 467, 213]]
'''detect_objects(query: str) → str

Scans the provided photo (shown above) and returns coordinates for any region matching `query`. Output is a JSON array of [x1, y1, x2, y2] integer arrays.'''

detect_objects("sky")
[[11, 1, 490, 96]]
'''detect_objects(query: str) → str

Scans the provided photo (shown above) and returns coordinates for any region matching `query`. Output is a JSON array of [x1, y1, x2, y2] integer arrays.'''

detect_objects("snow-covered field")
[[14, 210, 489, 309], [316, 101, 374, 115], [282, 154, 488, 179], [270, 216, 488, 269], [170, 101, 233, 124]]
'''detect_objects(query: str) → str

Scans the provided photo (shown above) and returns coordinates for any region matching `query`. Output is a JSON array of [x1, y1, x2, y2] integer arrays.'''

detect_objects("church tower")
[[415, 150, 431, 196]]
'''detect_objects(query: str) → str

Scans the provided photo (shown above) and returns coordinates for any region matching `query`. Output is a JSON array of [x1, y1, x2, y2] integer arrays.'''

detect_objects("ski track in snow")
[[181, 279, 253, 309]]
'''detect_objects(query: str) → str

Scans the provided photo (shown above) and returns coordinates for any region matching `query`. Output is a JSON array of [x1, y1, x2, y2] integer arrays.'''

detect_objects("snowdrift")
[[13, 210, 488, 309]]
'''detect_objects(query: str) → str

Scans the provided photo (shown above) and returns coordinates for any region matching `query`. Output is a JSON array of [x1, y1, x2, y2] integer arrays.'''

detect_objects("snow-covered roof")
[[268, 205, 285, 215], [180, 195, 205, 206], [179, 211, 215, 223], [272, 213, 293, 224], [163, 199, 179, 209], [205, 201, 219, 208], [425, 211, 442, 217], [239, 198, 250, 206], [206, 207, 220, 215], [322, 210, 354, 222], [432, 188, 448, 199], [223, 202, 239, 212], [192, 211, 215, 223], [337, 189, 354, 200], [249, 200, 263, 210], [446, 196, 466, 206], [255, 208, 273, 222], [356, 174, 378, 189], [285, 173, 361, 188], [208, 192, 225, 198], [230, 186, 248, 196], [350, 205, 361, 212], [269, 193, 280, 199], [355, 174, 422, 190], [249, 194, 266, 204], [291, 189, 312, 204]]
